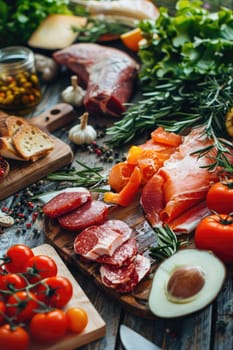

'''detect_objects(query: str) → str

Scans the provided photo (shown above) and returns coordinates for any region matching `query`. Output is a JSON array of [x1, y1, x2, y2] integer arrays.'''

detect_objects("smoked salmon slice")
[[141, 127, 218, 233]]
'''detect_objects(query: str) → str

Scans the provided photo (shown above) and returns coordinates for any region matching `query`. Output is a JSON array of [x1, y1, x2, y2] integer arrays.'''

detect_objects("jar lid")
[[0, 46, 34, 71]]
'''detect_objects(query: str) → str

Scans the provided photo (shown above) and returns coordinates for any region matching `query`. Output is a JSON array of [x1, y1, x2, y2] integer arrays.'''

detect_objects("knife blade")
[[120, 325, 162, 350]]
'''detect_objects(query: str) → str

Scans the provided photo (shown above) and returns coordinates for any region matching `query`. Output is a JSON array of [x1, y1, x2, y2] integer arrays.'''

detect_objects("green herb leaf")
[[149, 224, 188, 262], [47, 160, 107, 189]]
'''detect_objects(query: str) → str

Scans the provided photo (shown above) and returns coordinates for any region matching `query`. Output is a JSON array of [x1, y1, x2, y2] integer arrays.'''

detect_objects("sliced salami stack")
[[42, 189, 151, 294], [42, 188, 108, 231], [74, 219, 151, 293]]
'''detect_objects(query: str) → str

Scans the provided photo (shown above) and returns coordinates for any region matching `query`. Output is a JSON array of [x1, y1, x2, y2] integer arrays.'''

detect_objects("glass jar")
[[0, 46, 41, 114]]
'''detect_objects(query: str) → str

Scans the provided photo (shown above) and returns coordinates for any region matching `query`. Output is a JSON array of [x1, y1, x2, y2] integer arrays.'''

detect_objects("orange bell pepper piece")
[[151, 127, 182, 147], [104, 166, 142, 206], [108, 162, 135, 193]]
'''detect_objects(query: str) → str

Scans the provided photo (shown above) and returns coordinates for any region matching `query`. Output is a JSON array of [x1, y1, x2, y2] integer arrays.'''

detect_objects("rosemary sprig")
[[47, 160, 107, 188], [72, 17, 129, 42], [149, 225, 188, 262]]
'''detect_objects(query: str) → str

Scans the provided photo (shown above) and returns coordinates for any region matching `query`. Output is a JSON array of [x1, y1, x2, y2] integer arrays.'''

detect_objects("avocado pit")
[[166, 265, 205, 303]]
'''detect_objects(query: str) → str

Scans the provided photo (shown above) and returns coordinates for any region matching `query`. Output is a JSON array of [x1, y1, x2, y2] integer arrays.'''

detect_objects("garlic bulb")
[[68, 112, 97, 145], [61, 75, 85, 107]]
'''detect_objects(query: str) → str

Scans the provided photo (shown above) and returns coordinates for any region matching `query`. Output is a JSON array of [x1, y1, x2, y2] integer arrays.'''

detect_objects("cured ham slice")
[[74, 225, 131, 260], [53, 43, 139, 117], [141, 127, 218, 233], [42, 188, 91, 218], [96, 238, 138, 267], [100, 219, 133, 237], [169, 201, 210, 235], [100, 254, 150, 293], [58, 200, 108, 231]]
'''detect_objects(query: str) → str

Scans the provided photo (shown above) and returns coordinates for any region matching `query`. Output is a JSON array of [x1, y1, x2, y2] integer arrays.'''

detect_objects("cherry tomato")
[[26, 255, 58, 283], [195, 213, 233, 264], [35, 276, 73, 308], [3, 244, 34, 273], [0, 274, 27, 300], [66, 307, 88, 333], [0, 324, 29, 350], [29, 309, 67, 343], [6, 291, 39, 323], [207, 180, 233, 214], [0, 301, 6, 325]]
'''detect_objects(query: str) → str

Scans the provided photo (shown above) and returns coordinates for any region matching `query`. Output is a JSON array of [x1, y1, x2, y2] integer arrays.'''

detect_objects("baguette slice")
[[12, 125, 54, 161], [0, 136, 25, 160], [6, 116, 29, 137], [0, 114, 29, 137]]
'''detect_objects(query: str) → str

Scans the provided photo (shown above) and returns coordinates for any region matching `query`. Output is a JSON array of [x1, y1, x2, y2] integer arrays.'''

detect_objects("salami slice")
[[58, 200, 108, 231], [42, 188, 91, 218], [74, 225, 127, 260], [96, 238, 138, 267], [116, 255, 151, 293], [100, 260, 137, 286], [100, 254, 151, 293]]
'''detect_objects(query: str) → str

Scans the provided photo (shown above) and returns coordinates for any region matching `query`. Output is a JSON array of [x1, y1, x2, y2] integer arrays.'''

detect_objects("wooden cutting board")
[[0, 103, 76, 201], [31, 244, 106, 350], [44, 195, 158, 319]]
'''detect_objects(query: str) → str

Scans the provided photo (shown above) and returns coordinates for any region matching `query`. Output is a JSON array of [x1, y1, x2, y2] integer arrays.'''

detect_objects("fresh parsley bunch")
[[139, 0, 233, 89], [106, 0, 233, 172]]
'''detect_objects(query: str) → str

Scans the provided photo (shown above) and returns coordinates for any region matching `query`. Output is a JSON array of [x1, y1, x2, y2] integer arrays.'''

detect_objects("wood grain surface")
[[31, 244, 106, 350], [0, 103, 76, 200]]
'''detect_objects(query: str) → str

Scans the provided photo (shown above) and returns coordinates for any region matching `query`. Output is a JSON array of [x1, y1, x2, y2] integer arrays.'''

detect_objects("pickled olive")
[[0, 46, 41, 112]]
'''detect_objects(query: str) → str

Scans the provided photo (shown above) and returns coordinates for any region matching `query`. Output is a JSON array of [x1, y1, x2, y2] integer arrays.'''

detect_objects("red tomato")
[[66, 307, 88, 333], [29, 309, 67, 343], [0, 274, 27, 299], [3, 244, 34, 273], [26, 255, 58, 283], [0, 324, 29, 350], [36, 276, 73, 308], [0, 301, 6, 325], [207, 180, 233, 214], [6, 291, 39, 323], [195, 213, 233, 264]]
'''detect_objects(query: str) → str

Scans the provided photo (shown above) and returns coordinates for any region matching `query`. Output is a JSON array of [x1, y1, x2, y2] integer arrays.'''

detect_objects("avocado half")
[[149, 249, 226, 318]]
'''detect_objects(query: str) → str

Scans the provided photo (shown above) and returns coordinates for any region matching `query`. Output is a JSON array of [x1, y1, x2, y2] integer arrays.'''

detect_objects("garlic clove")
[[61, 75, 86, 107], [68, 112, 97, 145]]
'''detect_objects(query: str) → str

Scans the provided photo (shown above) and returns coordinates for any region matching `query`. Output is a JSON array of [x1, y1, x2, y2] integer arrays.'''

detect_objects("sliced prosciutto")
[[141, 127, 218, 233], [42, 188, 91, 218], [100, 219, 133, 238], [96, 238, 138, 267], [53, 43, 139, 117], [100, 254, 150, 293], [74, 225, 131, 260], [58, 200, 108, 231]]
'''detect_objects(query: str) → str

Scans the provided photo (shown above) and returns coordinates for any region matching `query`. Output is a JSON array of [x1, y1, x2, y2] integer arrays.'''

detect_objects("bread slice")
[[5, 116, 29, 137], [0, 114, 28, 137], [28, 14, 87, 50], [0, 136, 25, 160], [12, 125, 54, 161]]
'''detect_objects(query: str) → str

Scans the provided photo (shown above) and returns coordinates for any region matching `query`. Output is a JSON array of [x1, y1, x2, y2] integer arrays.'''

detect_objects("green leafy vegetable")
[[0, 0, 72, 47], [106, 0, 233, 172]]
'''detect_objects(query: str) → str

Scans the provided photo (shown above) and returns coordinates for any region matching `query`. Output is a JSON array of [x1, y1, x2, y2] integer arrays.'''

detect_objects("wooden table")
[[1, 2, 233, 349]]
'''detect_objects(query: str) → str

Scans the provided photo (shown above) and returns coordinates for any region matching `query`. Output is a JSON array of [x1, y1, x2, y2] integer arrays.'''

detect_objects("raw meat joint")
[[53, 43, 139, 117]]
